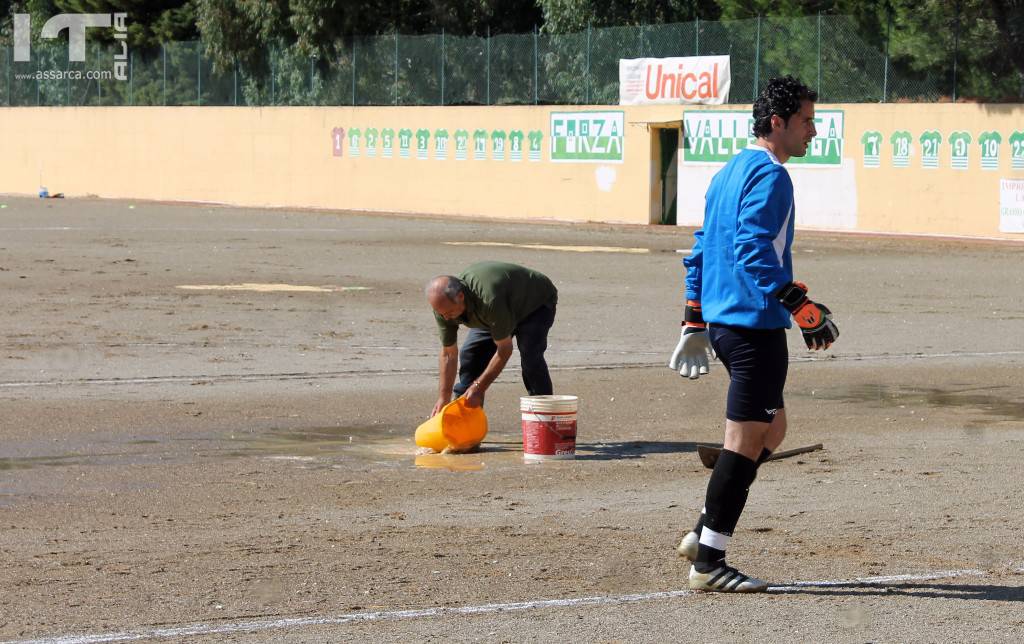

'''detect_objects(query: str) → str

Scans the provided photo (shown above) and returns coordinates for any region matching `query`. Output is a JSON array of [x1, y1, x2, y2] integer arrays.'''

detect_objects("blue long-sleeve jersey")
[[683, 145, 795, 330]]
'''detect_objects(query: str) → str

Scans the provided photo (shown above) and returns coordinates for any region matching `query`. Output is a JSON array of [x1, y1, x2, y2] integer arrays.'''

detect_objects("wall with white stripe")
[[0, 103, 1021, 238], [678, 103, 1024, 239]]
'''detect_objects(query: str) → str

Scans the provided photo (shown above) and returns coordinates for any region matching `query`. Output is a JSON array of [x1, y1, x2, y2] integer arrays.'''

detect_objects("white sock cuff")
[[699, 526, 730, 551]]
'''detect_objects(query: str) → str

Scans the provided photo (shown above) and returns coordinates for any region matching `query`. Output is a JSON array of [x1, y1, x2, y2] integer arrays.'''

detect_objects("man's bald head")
[[426, 275, 466, 320]]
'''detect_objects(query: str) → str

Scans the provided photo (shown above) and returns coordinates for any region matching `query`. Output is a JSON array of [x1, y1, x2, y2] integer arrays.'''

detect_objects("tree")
[[539, 0, 722, 32], [990, 0, 1024, 94], [1, 0, 197, 46], [713, 0, 1023, 99]]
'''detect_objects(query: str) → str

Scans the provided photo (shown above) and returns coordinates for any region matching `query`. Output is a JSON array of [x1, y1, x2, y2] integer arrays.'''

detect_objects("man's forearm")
[[438, 348, 458, 397], [474, 348, 513, 390]]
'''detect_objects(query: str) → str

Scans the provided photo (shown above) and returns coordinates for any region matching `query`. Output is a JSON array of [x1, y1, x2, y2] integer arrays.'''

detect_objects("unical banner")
[[619, 55, 730, 106]]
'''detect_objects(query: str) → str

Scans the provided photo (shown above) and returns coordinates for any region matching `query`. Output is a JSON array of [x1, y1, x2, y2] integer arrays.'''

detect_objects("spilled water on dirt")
[[228, 425, 413, 458], [0, 429, 706, 474], [0, 454, 88, 471], [811, 384, 1024, 429]]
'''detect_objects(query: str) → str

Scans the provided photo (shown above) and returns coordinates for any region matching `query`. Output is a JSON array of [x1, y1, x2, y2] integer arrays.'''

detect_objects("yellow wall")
[[678, 102, 1024, 239], [0, 105, 683, 225], [1, 103, 1022, 237], [843, 103, 1023, 237]]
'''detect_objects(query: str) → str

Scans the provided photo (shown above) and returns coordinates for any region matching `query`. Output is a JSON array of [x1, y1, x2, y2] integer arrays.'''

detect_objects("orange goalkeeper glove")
[[775, 282, 839, 350]]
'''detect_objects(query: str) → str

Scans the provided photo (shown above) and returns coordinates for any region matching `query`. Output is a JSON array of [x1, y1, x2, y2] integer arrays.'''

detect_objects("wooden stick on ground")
[[696, 443, 824, 469]]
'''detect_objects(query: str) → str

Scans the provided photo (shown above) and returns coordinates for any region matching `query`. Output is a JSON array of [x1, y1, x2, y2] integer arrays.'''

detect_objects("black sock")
[[692, 448, 769, 536], [695, 449, 759, 571], [695, 543, 726, 571]]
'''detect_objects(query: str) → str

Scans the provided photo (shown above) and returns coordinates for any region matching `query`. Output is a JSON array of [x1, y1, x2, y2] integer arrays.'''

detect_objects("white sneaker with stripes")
[[677, 530, 699, 561], [688, 564, 768, 593]]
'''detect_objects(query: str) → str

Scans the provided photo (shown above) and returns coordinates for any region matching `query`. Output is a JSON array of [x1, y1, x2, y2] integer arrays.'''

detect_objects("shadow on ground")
[[771, 581, 1024, 601], [480, 439, 701, 460]]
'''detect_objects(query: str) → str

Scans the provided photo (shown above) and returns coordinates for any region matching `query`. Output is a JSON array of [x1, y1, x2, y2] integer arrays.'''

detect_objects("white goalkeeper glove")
[[668, 300, 714, 379]]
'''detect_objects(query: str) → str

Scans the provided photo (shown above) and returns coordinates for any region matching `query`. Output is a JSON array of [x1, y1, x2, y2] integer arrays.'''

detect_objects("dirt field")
[[1, 196, 1023, 643]]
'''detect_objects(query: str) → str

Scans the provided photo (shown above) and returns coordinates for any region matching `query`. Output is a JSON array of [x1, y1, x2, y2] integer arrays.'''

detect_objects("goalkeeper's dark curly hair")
[[751, 76, 817, 138]]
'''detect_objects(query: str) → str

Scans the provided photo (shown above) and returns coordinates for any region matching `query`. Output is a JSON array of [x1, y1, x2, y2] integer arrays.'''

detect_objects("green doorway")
[[654, 127, 679, 225]]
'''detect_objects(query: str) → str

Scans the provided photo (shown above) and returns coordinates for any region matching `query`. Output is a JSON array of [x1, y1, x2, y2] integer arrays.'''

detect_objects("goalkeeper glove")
[[669, 300, 714, 379], [775, 282, 839, 350]]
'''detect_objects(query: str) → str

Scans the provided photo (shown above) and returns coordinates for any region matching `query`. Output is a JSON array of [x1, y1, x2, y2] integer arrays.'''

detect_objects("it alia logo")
[[14, 13, 129, 81]]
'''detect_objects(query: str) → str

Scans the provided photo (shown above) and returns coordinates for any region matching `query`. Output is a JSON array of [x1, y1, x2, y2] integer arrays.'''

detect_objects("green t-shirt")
[[950, 131, 972, 169], [435, 262, 558, 346], [348, 127, 361, 157], [528, 130, 543, 160], [473, 129, 488, 159], [861, 130, 881, 167], [398, 128, 413, 157], [890, 130, 911, 167], [491, 129, 507, 159], [434, 128, 449, 158], [979, 131, 1002, 169], [1010, 131, 1024, 169], [919, 130, 941, 168], [365, 127, 379, 157], [509, 130, 524, 159], [454, 129, 469, 159], [415, 128, 430, 158]]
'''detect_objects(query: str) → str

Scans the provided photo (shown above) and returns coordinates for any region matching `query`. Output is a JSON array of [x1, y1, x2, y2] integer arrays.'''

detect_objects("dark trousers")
[[452, 304, 556, 399]]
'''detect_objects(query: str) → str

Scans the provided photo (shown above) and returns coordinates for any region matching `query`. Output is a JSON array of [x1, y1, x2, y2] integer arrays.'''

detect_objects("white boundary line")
[[3, 568, 998, 644], [1, 222, 1023, 244], [0, 350, 1022, 390]]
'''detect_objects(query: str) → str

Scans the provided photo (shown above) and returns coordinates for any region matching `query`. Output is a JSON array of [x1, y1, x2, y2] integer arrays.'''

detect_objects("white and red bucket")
[[520, 395, 578, 461]]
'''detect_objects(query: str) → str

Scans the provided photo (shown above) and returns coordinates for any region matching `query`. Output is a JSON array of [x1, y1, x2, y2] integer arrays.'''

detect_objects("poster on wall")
[[331, 124, 546, 163], [979, 131, 1001, 170], [950, 131, 971, 170], [348, 128, 361, 158], [860, 130, 881, 168], [619, 56, 730, 105], [491, 130, 507, 161], [1012, 130, 1024, 169], [332, 127, 344, 157], [528, 130, 543, 161], [919, 130, 941, 169], [550, 111, 624, 163], [365, 128, 378, 157], [678, 110, 854, 230], [890, 130, 911, 168], [682, 110, 843, 166], [1000, 178, 1024, 233]]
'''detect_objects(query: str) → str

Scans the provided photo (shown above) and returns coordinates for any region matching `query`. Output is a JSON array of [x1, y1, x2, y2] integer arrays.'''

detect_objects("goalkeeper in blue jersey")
[[669, 76, 839, 593]]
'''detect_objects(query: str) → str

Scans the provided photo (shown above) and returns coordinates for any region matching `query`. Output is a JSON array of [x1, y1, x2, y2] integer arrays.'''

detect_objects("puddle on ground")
[[414, 452, 487, 471], [217, 425, 419, 466], [0, 454, 88, 471], [237, 427, 530, 471], [0, 429, 705, 474], [0, 427, 415, 472], [811, 384, 1024, 428]]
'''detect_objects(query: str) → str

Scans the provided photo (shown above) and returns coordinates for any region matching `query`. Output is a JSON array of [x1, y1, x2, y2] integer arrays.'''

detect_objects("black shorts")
[[708, 323, 788, 424]]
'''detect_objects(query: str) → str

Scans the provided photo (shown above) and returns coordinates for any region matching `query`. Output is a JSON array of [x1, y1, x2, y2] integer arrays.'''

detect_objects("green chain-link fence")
[[1, 15, 1019, 107]]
